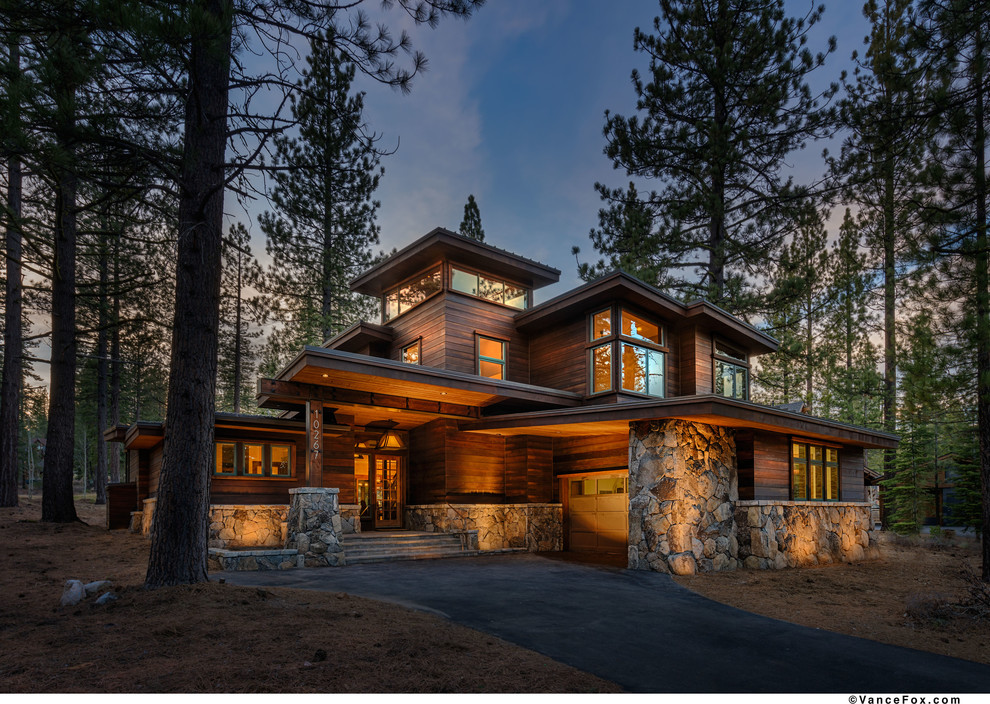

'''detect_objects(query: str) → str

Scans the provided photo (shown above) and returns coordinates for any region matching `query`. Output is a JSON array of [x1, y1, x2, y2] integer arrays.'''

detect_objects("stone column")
[[628, 420, 738, 575], [285, 487, 345, 567]]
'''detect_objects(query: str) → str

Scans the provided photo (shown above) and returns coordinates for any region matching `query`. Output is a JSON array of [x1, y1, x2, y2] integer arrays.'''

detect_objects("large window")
[[589, 306, 666, 397], [383, 267, 442, 322], [713, 339, 749, 400], [791, 441, 839, 501], [450, 265, 529, 310], [477, 335, 507, 379], [214, 442, 294, 478]]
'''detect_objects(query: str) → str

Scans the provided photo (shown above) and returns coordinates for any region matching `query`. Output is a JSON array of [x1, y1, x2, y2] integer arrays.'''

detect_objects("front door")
[[373, 455, 402, 528]]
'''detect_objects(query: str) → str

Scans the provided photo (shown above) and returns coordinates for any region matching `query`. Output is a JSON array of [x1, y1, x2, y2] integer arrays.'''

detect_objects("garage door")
[[567, 475, 628, 553]]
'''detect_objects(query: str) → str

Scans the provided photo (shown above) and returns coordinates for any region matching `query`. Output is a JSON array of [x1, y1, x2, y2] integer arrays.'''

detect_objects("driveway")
[[218, 553, 990, 692]]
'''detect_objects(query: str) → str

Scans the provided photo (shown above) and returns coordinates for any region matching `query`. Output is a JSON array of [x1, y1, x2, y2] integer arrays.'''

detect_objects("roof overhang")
[[323, 321, 393, 353], [514, 271, 777, 355], [260, 346, 583, 429], [460, 394, 899, 449], [122, 421, 164, 449], [350, 227, 561, 296]]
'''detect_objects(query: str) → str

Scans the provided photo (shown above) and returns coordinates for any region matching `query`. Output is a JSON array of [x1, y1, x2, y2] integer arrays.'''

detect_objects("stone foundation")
[[339, 504, 361, 534], [208, 548, 301, 571], [208, 505, 288, 549], [628, 420, 738, 575], [285, 487, 345, 567], [734, 500, 880, 568], [405, 503, 562, 551]]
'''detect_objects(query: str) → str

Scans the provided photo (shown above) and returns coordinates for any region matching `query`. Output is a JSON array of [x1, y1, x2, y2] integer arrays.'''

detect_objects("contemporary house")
[[107, 228, 896, 574]]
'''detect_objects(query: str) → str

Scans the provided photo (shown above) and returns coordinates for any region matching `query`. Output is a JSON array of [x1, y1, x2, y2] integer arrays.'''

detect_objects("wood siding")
[[389, 293, 447, 369], [505, 435, 554, 502], [107, 482, 137, 529], [678, 325, 713, 396], [553, 434, 629, 477], [745, 431, 867, 502], [441, 293, 529, 382], [409, 419, 448, 504], [148, 447, 163, 498], [529, 317, 587, 394], [840, 447, 867, 501]]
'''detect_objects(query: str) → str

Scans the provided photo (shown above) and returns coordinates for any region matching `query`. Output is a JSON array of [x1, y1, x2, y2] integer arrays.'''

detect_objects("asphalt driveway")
[[217, 553, 990, 692]]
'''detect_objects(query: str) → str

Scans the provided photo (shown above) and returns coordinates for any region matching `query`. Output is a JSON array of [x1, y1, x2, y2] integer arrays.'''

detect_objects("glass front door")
[[374, 456, 402, 528]]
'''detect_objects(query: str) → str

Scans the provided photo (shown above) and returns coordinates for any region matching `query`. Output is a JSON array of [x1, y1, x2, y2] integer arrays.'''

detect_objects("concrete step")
[[341, 531, 475, 565], [346, 548, 480, 565]]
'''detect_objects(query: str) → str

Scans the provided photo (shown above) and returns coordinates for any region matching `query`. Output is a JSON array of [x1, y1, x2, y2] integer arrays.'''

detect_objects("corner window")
[[382, 267, 441, 322], [713, 339, 749, 400], [588, 305, 665, 398], [450, 265, 529, 310], [477, 335, 506, 380], [401, 340, 421, 365], [214, 442, 294, 478], [791, 441, 839, 501]]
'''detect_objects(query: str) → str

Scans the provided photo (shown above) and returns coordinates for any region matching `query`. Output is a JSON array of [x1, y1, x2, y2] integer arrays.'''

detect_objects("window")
[[570, 476, 627, 496], [477, 335, 506, 379], [383, 268, 442, 322], [588, 305, 666, 397], [791, 441, 839, 501], [401, 340, 421, 365], [450, 265, 529, 310], [713, 339, 749, 400], [214, 442, 294, 478]]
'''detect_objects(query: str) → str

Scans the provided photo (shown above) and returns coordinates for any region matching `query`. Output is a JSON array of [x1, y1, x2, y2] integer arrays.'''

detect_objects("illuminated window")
[[401, 340, 421, 365], [214, 442, 294, 478], [791, 441, 839, 501], [477, 335, 506, 380], [382, 268, 441, 322], [570, 476, 627, 496], [450, 265, 529, 310], [588, 305, 665, 397]]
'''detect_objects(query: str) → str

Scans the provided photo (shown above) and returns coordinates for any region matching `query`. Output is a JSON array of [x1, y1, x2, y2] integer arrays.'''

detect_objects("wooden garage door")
[[568, 475, 628, 553]]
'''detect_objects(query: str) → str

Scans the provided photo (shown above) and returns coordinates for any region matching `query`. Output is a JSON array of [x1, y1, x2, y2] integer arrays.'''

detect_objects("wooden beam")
[[257, 377, 481, 419]]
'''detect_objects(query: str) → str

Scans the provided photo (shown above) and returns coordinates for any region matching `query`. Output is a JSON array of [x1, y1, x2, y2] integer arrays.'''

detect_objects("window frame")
[[790, 438, 840, 501], [448, 263, 530, 311], [381, 264, 443, 323], [712, 337, 750, 401], [400, 338, 422, 365], [586, 304, 667, 398], [476, 333, 508, 380], [213, 441, 296, 479]]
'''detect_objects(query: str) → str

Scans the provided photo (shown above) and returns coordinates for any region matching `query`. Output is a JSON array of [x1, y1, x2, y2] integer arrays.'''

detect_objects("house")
[[107, 227, 897, 574]]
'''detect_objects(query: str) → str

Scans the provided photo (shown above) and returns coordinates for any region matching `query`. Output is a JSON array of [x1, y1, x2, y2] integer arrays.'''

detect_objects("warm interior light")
[[377, 429, 406, 450], [321, 373, 329, 378]]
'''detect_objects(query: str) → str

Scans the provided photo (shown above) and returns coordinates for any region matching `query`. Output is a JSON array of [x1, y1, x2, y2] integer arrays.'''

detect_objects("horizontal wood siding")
[[323, 433, 357, 504], [505, 435, 554, 502], [736, 430, 755, 500], [752, 431, 790, 500], [841, 447, 866, 501], [664, 326, 680, 397], [388, 294, 446, 369], [148, 447, 163, 498], [553, 434, 629, 476], [445, 428, 505, 498], [107, 482, 137, 528], [408, 419, 448, 504], [530, 317, 587, 394], [442, 293, 529, 382]]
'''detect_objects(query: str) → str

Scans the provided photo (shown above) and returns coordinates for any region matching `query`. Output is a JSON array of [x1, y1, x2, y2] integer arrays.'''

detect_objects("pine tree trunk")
[[0, 35, 22, 508], [882, 155, 897, 486], [95, 232, 109, 504], [971, 18, 990, 582], [42, 147, 79, 523], [233, 249, 242, 414], [144, 0, 231, 587], [805, 290, 813, 413], [109, 234, 121, 483]]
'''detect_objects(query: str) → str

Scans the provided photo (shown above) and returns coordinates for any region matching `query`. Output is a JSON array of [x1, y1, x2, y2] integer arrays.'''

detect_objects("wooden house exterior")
[[108, 228, 897, 573]]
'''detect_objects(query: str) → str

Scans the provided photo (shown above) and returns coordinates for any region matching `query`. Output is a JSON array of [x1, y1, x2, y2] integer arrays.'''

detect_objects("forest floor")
[[0, 495, 619, 693], [676, 532, 990, 666]]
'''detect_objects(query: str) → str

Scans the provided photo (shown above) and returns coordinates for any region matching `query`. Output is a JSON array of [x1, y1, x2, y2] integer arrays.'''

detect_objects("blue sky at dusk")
[[248, 1, 873, 302]]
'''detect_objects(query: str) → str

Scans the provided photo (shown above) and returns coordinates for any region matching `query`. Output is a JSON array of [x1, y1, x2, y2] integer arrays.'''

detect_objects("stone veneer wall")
[[285, 487, 345, 567], [339, 504, 361, 534], [735, 500, 879, 569], [628, 420, 739, 575], [405, 504, 562, 552], [208, 505, 288, 549]]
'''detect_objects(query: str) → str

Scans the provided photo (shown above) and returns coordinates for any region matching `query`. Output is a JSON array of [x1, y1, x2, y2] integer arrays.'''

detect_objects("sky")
[[247, 0, 873, 304]]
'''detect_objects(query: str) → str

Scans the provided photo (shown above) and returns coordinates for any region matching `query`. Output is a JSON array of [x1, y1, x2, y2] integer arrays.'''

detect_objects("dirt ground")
[[676, 534, 990, 666], [0, 495, 619, 693]]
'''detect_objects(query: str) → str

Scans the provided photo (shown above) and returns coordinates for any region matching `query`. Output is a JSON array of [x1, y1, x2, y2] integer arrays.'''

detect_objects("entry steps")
[[341, 530, 479, 565]]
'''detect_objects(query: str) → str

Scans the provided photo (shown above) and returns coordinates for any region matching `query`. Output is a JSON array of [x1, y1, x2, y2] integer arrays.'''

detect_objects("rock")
[[83, 580, 113, 596], [668, 523, 694, 553], [95, 592, 118, 606], [668, 552, 697, 575], [60, 580, 85, 607], [712, 553, 730, 571], [743, 555, 764, 570], [691, 538, 704, 560]]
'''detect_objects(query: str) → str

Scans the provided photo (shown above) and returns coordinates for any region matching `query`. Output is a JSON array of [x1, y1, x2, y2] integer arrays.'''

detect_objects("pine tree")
[[218, 223, 262, 414], [259, 35, 383, 355], [590, 0, 836, 314], [458, 194, 485, 241]]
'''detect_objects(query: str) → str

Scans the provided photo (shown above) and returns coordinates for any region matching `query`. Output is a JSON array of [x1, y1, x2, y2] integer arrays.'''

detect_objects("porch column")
[[306, 400, 323, 487]]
